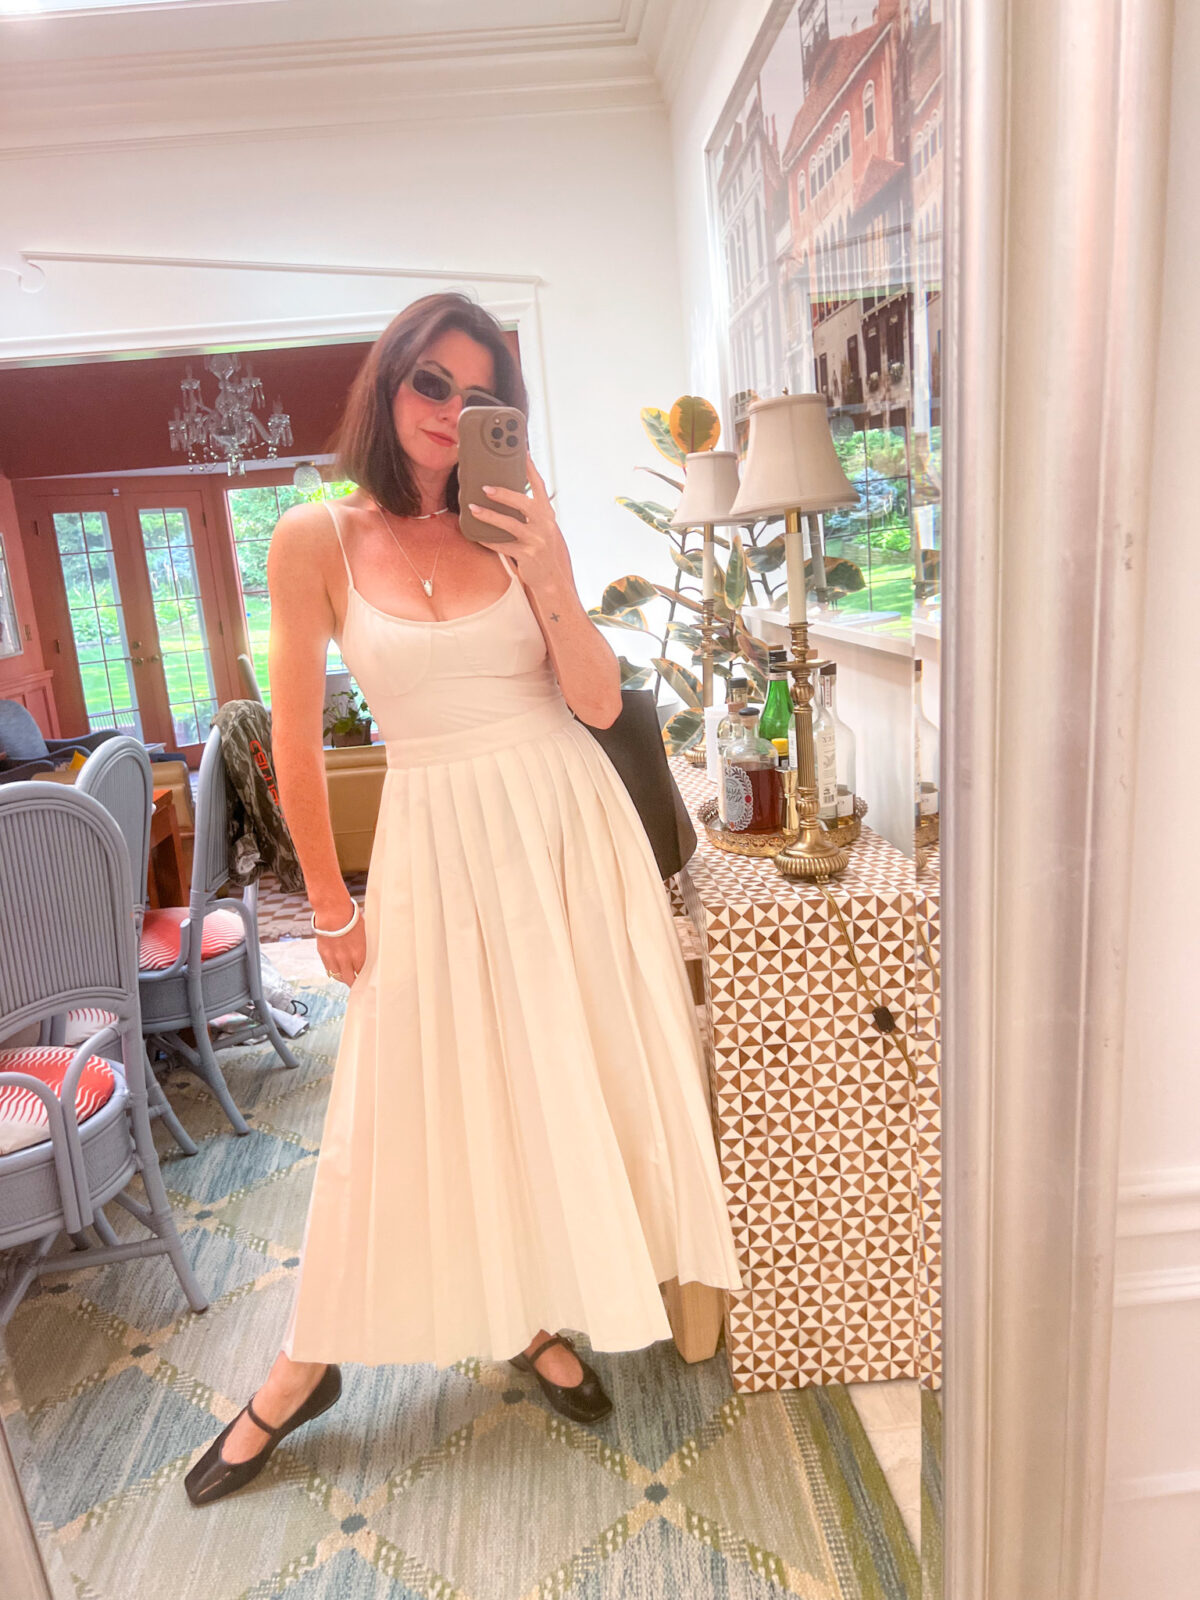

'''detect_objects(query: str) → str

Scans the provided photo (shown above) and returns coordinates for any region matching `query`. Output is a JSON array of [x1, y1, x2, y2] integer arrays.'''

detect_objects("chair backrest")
[[190, 725, 232, 904], [0, 700, 50, 763], [76, 737, 154, 921], [237, 653, 266, 704], [0, 782, 141, 1046]]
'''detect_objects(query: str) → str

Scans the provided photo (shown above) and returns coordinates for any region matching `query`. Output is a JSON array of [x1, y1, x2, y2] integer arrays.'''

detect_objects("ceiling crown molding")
[[0, 0, 692, 156]]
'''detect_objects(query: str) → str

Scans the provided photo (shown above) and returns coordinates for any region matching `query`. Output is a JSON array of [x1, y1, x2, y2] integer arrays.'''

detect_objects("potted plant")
[[591, 395, 864, 755], [323, 688, 373, 748]]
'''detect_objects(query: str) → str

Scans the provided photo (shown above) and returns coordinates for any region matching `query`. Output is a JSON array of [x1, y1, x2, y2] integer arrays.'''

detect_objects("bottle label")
[[723, 764, 754, 830], [919, 783, 939, 817], [837, 785, 854, 819], [815, 725, 837, 811], [787, 718, 798, 770]]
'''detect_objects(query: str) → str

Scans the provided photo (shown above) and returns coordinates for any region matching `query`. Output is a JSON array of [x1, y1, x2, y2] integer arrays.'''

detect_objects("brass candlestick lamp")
[[729, 395, 858, 880], [668, 451, 743, 778]]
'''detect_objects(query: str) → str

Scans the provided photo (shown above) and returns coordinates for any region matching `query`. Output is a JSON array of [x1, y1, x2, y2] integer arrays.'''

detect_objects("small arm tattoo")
[[549, 611, 560, 622]]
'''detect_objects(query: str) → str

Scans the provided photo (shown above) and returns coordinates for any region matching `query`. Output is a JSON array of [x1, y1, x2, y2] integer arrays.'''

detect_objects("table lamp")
[[729, 395, 858, 879], [668, 450, 742, 782]]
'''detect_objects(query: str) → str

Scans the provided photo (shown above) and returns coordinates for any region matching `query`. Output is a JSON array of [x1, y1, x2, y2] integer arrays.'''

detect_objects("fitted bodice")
[[326, 500, 565, 742]]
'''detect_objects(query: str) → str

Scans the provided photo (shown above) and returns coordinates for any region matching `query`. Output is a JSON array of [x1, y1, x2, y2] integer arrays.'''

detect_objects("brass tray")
[[696, 795, 799, 858], [824, 794, 868, 848]]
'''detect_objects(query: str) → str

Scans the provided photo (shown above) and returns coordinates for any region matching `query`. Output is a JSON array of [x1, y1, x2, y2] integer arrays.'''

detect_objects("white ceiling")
[[0, 0, 699, 155]]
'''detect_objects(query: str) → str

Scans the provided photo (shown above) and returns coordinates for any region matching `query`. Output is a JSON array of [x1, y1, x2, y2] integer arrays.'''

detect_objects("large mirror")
[[0, 3, 942, 1597]]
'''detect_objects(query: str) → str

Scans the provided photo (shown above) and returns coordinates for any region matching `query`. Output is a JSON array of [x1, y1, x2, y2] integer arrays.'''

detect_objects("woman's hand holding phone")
[[467, 454, 573, 593]]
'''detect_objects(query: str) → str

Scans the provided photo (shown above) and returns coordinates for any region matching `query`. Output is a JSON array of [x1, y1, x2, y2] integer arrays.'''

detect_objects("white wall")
[[1100, 1, 1200, 1591], [0, 101, 689, 643]]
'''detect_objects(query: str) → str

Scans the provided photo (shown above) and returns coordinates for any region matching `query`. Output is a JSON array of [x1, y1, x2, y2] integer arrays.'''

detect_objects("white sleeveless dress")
[[280, 501, 743, 1367]]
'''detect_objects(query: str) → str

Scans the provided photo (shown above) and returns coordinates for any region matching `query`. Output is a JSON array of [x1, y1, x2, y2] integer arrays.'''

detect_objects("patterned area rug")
[[0, 980, 918, 1600]]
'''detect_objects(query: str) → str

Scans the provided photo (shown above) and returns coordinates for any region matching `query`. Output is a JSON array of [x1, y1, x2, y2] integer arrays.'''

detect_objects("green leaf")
[[634, 465, 685, 494], [640, 408, 686, 466], [649, 581, 705, 614], [666, 620, 704, 648], [651, 657, 703, 709], [745, 534, 787, 574], [600, 575, 660, 614], [661, 706, 704, 755], [615, 496, 673, 535], [670, 548, 704, 579], [724, 530, 747, 610], [618, 656, 653, 689], [588, 606, 651, 633], [669, 395, 721, 454], [825, 558, 866, 594]]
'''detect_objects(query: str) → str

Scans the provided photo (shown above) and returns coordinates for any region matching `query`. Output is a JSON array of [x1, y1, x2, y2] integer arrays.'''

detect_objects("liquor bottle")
[[914, 659, 940, 828], [721, 704, 783, 834], [715, 676, 750, 752], [818, 661, 857, 822], [757, 649, 793, 747], [811, 669, 839, 822]]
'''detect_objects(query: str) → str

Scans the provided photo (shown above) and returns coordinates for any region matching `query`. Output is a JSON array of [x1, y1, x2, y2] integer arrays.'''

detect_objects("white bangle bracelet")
[[310, 901, 361, 938]]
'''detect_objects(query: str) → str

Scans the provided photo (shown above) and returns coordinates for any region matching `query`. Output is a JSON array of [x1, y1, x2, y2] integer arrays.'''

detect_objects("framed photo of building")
[[0, 528, 23, 659], [705, 0, 944, 622]]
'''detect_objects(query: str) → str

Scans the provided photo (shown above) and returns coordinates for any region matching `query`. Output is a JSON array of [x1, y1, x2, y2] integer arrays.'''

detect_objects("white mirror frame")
[[942, 0, 1173, 1596]]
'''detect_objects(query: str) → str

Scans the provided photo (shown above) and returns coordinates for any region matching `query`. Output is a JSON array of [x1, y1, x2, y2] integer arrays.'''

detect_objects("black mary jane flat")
[[184, 1363, 342, 1507], [508, 1332, 613, 1424]]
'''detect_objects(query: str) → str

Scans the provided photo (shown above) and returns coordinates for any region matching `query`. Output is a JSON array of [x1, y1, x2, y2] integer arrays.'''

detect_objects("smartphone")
[[457, 404, 528, 544]]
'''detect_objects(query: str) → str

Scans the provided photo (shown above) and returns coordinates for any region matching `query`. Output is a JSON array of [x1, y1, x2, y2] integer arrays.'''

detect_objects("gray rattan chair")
[[0, 781, 207, 1326], [137, 725, 301, 1136], [65, 737, 196, 1157]]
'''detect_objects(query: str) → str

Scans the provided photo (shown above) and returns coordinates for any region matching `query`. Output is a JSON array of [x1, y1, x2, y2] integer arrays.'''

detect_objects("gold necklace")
[[375, 504, 451, 598]]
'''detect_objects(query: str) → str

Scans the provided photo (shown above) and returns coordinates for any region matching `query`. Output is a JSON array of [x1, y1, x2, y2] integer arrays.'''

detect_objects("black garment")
[[575, 688, 697, 880], [211, 700, 304, 892]]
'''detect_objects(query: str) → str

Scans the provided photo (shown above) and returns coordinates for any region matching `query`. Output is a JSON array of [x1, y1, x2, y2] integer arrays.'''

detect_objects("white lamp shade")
[[668, 450, 743, 528], [728, 394, 858, 520]]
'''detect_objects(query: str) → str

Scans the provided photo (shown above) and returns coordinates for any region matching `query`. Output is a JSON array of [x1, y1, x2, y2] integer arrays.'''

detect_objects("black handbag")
[[576, 688, 698, 880]]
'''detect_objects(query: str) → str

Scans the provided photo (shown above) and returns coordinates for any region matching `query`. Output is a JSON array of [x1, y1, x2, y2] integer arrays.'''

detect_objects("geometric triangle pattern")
[[667, 759, 942, 1394]]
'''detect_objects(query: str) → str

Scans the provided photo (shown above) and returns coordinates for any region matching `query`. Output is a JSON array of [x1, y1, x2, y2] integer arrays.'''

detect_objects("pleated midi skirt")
[[282, 697, 744, 1367]]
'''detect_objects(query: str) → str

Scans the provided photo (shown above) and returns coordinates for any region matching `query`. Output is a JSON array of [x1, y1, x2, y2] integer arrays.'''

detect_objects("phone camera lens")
[[491, 426, 504, 441]]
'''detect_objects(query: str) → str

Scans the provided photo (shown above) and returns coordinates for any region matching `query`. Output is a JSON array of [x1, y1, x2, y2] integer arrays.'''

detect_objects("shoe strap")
[[526, 1332, 576, 1365], [244, 1397, 289, 1439]]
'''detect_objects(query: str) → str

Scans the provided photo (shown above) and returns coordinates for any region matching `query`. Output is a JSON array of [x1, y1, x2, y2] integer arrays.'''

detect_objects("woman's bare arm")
[[266, 506, 353, 928]]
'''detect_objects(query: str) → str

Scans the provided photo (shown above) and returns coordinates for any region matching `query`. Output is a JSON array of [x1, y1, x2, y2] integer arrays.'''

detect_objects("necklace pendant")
[[422, 578, 434, 597]]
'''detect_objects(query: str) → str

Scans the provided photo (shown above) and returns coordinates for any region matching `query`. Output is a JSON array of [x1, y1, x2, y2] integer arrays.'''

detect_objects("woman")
[[185, 292, 743, 1507]]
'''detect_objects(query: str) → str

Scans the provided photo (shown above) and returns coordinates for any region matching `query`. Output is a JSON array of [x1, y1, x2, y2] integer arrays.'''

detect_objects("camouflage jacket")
[[212, 700, 305, 892]]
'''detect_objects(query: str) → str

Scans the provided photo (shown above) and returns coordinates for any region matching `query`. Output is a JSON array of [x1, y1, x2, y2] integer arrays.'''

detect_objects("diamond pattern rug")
[[1, 981, 918, 1600]]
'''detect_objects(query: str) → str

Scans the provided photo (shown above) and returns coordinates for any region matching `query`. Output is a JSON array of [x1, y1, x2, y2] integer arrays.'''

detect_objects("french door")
[[24, 488, 220, 764]]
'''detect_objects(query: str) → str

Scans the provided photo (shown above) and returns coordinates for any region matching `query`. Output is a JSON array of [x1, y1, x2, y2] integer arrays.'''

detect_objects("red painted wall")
[[0, 342, 371, 480]]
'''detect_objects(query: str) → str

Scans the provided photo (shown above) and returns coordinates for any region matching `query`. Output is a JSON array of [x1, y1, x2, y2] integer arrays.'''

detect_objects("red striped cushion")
[[138, 907, 245, 972], [64, 1007, 121, 1048], [0, 1045, 118, 1156]]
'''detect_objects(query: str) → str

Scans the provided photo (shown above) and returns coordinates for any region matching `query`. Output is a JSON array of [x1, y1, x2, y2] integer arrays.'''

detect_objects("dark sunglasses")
[[406, 364, 500, 410]]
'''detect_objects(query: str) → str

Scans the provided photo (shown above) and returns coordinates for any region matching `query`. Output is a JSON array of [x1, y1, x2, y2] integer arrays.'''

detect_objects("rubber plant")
[[590, 395, 865, 754]]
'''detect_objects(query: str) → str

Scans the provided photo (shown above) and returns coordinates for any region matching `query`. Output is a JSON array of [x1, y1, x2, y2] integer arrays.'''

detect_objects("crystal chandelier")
[[168, 353, 292, 474]]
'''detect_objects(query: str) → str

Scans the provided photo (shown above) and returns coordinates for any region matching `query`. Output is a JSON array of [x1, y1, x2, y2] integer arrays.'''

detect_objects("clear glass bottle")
[[715, 676, 750, 753], [757, 649, 793, 746], [720, 703, 782, 834], [819, 661, 857, 822], [914, 658, 940, 827], [811, 670, 839, 822]]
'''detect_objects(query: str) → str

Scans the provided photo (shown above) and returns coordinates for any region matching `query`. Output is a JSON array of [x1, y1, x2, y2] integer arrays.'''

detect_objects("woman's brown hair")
[[330, 292, 528, 517]]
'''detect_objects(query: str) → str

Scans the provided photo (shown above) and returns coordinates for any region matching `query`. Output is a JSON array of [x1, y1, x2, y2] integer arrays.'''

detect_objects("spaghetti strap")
[[326, 499, 355, 590]]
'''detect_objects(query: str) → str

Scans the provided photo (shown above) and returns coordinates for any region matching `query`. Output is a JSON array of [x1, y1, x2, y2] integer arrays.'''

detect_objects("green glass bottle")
[[757, 647, 794, 745]]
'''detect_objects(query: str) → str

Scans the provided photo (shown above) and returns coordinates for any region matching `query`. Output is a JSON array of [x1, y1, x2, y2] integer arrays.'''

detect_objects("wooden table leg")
[[660, 1278, 726, 1363]]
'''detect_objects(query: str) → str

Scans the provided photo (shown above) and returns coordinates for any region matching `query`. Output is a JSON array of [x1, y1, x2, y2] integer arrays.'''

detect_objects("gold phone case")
[[457, 406, 528, 544]]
